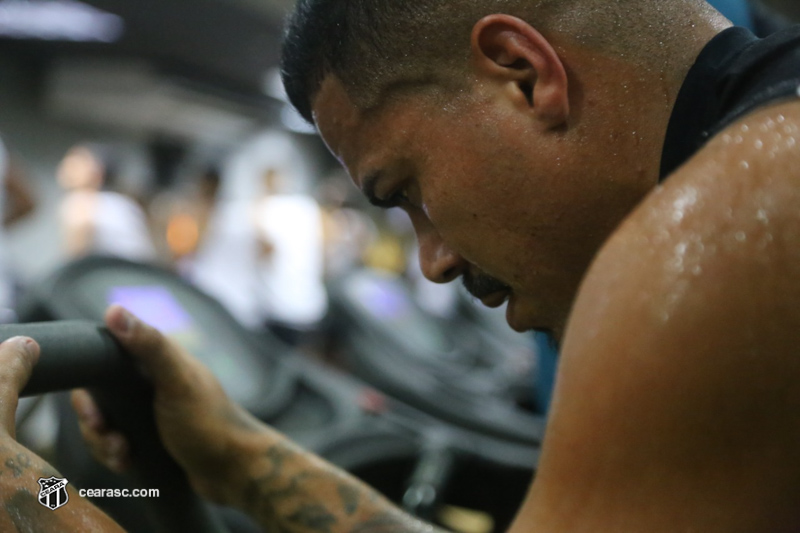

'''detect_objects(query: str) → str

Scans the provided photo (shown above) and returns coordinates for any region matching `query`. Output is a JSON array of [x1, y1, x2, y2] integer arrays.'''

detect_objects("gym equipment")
[[18, 257, 293, 420], [327, 269, 546, 445], [11, 256, 538, 532], [2, 321, 228, 533]]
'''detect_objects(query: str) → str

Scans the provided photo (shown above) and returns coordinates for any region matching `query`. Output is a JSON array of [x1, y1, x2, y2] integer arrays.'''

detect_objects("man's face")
[[313, 75, 647, 335]]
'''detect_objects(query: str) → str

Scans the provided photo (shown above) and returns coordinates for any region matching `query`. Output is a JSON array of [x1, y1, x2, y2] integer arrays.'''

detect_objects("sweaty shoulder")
[[512, 100, 800, 533]]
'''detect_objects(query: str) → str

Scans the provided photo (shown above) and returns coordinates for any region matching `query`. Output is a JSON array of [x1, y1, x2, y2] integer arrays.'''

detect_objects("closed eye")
[[362, 171, 418, 210]]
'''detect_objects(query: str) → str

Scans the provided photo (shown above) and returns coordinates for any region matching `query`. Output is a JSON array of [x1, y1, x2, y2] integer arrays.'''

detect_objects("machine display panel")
[[71, 272, 271, 405], [108, 286, 193, 333]]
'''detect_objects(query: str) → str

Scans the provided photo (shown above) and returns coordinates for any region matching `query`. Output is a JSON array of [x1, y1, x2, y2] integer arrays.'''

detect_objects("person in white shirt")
[[57, 144, 156, 263], [253, 168, 328, 344]]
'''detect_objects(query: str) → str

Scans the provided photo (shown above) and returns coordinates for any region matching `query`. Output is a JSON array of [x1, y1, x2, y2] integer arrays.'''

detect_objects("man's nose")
[[418, 231, 467, 284]]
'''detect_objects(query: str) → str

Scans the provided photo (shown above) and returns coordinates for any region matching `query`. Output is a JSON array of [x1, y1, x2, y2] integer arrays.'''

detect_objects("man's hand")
[[74, 306, 449, 533], [0, 336, 39, 440], [72, 305, 269, 505], [0, 335, 123, 531]]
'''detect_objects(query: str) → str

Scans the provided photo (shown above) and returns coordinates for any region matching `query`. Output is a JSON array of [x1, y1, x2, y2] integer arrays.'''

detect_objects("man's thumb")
[[104, 305, 194, 396], [0, 336, 39, 437]]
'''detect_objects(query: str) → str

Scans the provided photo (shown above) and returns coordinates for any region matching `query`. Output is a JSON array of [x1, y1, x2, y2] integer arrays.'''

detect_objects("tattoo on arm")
[[6, 452, 33, 478], [242, 439, 449, 533], [338, 484, 360, 516], [243, 445, 290, 511], [286, 504, 338, 533]]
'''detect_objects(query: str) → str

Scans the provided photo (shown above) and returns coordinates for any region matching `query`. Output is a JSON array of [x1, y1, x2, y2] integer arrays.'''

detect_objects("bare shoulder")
[[513, 101, 800, 533]]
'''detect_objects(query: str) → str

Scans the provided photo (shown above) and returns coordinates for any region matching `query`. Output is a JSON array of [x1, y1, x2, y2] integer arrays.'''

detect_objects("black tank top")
[[660, 25, 800, 180]]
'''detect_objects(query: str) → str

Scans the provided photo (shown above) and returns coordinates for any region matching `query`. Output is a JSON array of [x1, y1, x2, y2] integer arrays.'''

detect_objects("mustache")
[[462, 270, 510, 300]]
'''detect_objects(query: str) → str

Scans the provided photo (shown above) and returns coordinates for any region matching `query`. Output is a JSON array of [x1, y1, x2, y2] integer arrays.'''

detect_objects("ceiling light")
[[0, 0, 124, 42]]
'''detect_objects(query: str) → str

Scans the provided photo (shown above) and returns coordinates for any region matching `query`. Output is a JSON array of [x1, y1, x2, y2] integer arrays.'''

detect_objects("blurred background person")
[[0, 134, 36, 323], [253, 167, 328, 347], [172, 129, 330, 335], [169, 162, 265, 330], [57, 143, 156, 262], [153, 164, 223, 272]]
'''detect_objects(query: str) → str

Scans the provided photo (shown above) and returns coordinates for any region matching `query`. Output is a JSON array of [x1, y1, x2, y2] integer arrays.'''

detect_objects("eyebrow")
[[361, 171, 394, 209]]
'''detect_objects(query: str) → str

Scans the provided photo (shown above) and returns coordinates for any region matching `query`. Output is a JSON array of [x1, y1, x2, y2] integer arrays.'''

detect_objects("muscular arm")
[[510, 100, 800, 532]]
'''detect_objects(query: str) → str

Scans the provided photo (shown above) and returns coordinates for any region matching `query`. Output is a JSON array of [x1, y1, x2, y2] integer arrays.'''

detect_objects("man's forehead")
[[312, 74, 415, 197], [312, 73, 438, 191]]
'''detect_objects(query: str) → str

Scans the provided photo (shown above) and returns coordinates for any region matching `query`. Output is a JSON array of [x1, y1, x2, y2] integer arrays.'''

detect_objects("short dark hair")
[[280, 0, 711, 125], [280, 0, 482, 123]]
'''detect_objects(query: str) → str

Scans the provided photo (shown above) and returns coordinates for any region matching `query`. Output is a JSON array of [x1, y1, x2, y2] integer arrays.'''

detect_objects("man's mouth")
[[462, 270, 511, 303], [481, 290, 511, 308]]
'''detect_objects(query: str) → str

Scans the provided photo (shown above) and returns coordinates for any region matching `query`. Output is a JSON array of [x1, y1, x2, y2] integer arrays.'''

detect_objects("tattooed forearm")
[[236, 434, 450, 533]]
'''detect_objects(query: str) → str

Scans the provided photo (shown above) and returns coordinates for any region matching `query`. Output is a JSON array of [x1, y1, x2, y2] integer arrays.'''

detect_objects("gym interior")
[[0, 1, 797, 532]]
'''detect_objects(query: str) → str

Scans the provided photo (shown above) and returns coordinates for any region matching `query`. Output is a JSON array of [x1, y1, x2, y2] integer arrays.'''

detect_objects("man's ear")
[[470, 14, 569, 128]]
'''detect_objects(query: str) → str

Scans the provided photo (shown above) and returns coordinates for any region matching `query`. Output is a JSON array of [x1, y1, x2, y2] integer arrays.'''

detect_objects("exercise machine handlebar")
[[0, 320, 229, 533]]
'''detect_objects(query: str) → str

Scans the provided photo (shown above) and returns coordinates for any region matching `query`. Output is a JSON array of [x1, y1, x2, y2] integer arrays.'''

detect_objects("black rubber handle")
[[0, 321, 128, 397], [0, 321, 228, 533]]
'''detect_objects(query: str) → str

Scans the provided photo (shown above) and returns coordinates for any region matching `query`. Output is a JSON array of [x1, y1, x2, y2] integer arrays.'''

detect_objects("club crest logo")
[[37, 476, 69, 511]]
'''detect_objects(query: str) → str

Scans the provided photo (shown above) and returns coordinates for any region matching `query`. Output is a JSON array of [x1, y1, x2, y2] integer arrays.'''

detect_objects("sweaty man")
[[1, 0, 799, 531]]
